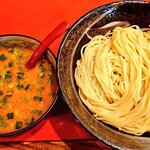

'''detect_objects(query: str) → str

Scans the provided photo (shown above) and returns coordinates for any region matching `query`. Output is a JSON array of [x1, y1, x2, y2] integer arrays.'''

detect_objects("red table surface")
[[0, 0, 149, 142]]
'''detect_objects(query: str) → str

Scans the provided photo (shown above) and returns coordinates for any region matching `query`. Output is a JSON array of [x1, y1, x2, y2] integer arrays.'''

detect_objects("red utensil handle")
[[26, 21, 69, 69]]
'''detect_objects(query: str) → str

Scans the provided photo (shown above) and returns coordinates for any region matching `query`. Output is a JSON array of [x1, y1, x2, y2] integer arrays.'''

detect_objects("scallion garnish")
[[0, 90, 3, 96], [8, 62, 13, 67], [0, 97, 7, 104], [17, 72, 24, 79], [24, 84, 30, 90], [33, 96, 42, 101], [7, 113, 14, 119], [16, 83, 24, 89], [15, 121, 22, 129], [0, 54, 6, 61], [5, 71, 12, 83], [32, 109, 42, 115], [8, 48, 14, 53]]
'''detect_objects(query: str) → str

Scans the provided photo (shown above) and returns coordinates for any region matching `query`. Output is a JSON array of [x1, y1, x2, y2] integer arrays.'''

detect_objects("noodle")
[[74, 25, 150, 135]]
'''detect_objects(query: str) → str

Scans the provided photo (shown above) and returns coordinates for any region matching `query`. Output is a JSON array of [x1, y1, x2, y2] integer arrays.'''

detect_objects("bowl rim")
[[57, 1, 150, 149], [0, 34, 59, 137]]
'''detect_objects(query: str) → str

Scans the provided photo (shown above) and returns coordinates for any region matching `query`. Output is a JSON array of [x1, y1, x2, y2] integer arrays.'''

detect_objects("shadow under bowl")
[[57, 1, 150, 149]]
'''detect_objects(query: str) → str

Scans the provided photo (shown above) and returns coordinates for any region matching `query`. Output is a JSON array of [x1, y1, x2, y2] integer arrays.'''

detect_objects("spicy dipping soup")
[[0, 36, 58, 135]]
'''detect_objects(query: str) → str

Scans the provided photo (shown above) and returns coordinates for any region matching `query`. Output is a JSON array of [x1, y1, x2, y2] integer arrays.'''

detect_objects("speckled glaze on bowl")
[[57, 1, 150, 149], [0, 35, 58, 136]]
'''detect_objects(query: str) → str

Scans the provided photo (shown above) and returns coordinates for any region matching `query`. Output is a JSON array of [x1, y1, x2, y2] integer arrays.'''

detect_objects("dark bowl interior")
[[57, 1, 150, 149], [0, 35, 58, 136]]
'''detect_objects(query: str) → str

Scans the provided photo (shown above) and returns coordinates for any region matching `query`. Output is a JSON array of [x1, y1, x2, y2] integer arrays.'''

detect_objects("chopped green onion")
[[0, 54, 6, 61], [32, 109, 42, 115], [5, 71, 12, 83], [39, 61, 44, 67], [6, 90, 13, 96], [17, 50, 23, 58], [0, 90, 3, 96], [0, 97, 7, 104], [1, 122, 6, 128], [5, 71, 11, 78], [25, 117, 34, 125], [8, 62, 13, 67], [38, 72, 45, 78], [34, 96, 42, 101], [8, 48, 14, 53], [24, 84, 30, 90], [15, 121, 22, 129], [41, 67, 46, 72], [16, 83, 24, 89], [7, 113, 14, 119], [18, 66, 24, 72], [17, 72, 24, 79], [39, 62, 46, 72], [47, 78, 52, 84], [3, 65, 7, 69]]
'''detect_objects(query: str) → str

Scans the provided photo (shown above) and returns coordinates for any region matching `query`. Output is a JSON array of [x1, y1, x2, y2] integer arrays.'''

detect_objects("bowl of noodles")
[[57, 1, 150, 149]]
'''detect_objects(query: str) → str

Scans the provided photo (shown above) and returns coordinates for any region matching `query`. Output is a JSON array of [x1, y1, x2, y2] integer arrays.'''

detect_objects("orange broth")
[[0, 47, 57, 134]]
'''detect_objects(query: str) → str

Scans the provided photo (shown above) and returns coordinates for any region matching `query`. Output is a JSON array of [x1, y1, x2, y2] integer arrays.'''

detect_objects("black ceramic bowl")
[[0, 35, 58, 136], [57, 1, 150, 149]]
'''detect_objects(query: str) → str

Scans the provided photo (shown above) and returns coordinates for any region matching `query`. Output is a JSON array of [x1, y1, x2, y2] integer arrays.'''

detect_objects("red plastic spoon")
[[26, 21, 69, 69]]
